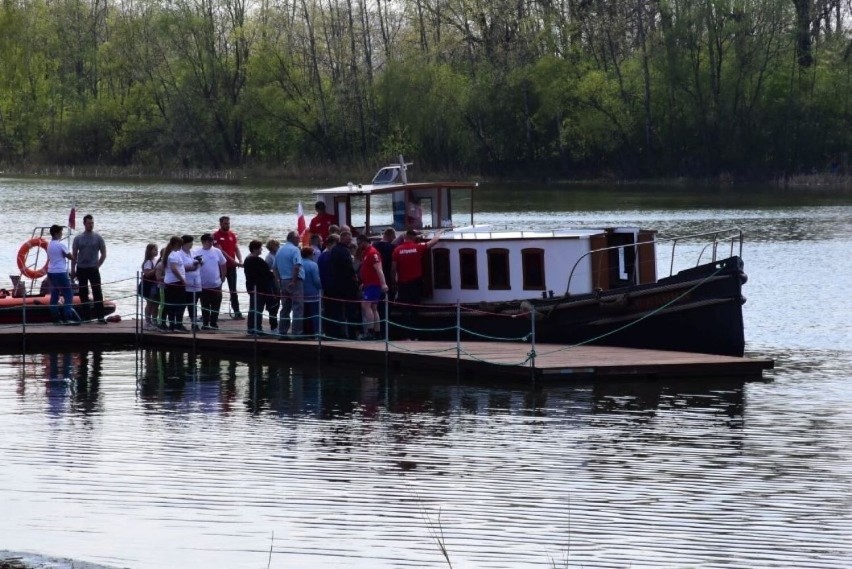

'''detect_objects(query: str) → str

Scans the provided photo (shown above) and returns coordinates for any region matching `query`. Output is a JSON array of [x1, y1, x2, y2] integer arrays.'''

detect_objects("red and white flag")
[[296, 201, 306, 236], [68, 203, 76, 230]]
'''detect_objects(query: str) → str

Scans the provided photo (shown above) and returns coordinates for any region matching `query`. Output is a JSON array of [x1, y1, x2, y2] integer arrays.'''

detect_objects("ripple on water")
[[0, 348, 850, 568]]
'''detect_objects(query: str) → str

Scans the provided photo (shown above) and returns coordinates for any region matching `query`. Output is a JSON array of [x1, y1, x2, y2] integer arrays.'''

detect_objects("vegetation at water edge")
[[0, 0, 849, 180]]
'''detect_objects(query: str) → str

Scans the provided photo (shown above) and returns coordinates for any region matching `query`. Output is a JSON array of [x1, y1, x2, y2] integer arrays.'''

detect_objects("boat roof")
[[433, 226, 606, 240], [312, 181, 478, 196]]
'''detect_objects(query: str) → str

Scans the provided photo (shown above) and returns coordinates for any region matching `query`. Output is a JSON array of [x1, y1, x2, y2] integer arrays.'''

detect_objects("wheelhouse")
[[313, 181, 477, 236], [313, 177, 658, 304]]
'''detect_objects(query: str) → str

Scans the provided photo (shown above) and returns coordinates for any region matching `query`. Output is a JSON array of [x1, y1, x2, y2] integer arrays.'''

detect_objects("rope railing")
[[533, 264, 727, 358], [2, 263, 728, 375]]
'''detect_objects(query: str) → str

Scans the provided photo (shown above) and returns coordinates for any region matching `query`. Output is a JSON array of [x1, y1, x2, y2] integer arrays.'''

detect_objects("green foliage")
[[0, 0, 848, 177]]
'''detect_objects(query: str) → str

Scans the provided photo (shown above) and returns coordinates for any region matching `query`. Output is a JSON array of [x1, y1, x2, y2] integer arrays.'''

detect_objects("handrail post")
[[21, 277, 26, 353], [317, 294, 323, 354], [191, 290, 197, 345], [137, 271, 142, 342], [456, 300, 461, 366], [530, 306, 536, 381], [711, 232, 719, 263], [21, 279, 26, 337], [252, 287, 257, 355], [384, 295, 389, 363], [384, 294, 390, 346]]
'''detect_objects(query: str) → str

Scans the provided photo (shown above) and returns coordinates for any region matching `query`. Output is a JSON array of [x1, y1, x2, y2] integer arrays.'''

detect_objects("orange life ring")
[[17, 238, 49, 279]]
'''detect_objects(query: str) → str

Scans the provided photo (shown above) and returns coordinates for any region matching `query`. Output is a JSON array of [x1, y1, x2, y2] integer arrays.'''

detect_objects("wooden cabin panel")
[[637, 230, 657, 284], [590, 234, 610, 291]]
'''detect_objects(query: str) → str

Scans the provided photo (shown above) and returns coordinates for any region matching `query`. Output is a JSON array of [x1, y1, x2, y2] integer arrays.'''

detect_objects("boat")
[[312, 158, 747, 356], [0, 230, 118, 325]]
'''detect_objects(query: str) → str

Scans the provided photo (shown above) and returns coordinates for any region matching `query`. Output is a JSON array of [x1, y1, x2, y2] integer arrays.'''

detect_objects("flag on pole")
[[68, 203, 76, 230], [296, 201, 306, 236]]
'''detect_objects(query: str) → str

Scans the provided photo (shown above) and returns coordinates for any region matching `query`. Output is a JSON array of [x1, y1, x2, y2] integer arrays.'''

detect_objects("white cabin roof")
[[312, 181, 477, 196], [440, 226, 603, 240]]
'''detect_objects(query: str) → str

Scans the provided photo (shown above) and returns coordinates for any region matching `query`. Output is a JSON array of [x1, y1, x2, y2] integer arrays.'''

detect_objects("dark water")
[[0, 178, 850, 567]]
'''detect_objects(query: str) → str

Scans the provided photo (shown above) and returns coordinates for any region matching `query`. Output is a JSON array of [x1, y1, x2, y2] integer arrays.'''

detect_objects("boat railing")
[[668, 227, 743, 276], [564, 227, 743, 294]]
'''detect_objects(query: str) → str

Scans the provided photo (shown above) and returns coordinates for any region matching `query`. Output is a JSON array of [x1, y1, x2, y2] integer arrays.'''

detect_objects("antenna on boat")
[[398, 154, 412, 185]]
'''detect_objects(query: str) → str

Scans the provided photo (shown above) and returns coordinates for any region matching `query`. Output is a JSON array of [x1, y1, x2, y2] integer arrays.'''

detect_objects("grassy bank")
[[1, 162, 850, 190]]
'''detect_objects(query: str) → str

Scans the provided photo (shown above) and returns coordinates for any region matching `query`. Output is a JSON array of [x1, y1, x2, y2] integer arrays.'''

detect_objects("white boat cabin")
[[313, 174, 657, 304]]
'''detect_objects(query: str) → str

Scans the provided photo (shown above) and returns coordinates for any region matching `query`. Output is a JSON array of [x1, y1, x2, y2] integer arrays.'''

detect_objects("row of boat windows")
[[432, 248, 546, 290]]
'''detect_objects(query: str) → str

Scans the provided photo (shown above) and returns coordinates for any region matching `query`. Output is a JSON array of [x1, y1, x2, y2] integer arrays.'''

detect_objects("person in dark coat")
[[327, 231, 360, 339], [243, 240, 275, 335]]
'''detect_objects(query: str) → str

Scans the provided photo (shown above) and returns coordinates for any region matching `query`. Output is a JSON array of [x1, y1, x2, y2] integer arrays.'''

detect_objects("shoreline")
[[0, 164, 849, 190]]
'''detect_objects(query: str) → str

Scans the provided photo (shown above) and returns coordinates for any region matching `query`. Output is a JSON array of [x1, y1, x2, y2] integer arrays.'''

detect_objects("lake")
[[0, 177, 850, 568]]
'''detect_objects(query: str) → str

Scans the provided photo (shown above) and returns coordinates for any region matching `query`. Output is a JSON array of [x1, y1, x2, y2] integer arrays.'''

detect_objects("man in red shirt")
[[357, 234, 388, 340], [391, 229, 443, 338], [392, 229, 443, 306], [213, 215, 244, 319], [309, 201, 337, 241]]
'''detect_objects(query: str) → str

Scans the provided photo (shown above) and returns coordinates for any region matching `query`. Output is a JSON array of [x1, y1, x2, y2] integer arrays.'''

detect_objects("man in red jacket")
[[308, 201, 337, 241], [392, 229, 443, 338], [213, 215, 244, 319], [357, 234, 388, 340]]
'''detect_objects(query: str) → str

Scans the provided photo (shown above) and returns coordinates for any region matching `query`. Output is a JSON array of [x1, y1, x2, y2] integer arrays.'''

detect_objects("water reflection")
[[132, 348, 748, 423], [11, 351, 103, 416], [3, 348, 850, 568]]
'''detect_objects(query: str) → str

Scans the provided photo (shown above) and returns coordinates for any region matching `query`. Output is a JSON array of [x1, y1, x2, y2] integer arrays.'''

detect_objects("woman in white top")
[[163, 235, 190, 331], [183, 236, 202, 330], [46, 224, 77, 323], [141, 243, 158, 329]]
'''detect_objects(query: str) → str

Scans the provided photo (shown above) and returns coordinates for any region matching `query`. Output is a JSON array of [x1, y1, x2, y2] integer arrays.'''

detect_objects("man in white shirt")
[[194, 233, 228, 329], [46, 224, 77, 324]]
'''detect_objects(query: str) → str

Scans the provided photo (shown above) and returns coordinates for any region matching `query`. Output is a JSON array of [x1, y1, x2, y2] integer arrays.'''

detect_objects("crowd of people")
[[136, 203, 444, 339]]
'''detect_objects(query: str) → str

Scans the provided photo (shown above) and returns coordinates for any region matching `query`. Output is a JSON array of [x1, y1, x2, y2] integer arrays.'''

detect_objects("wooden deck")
[[0, 318, 774, 381]]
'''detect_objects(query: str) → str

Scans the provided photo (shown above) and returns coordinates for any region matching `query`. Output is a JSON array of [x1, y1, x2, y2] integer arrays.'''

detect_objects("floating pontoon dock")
[[0, 320, 773, 381]]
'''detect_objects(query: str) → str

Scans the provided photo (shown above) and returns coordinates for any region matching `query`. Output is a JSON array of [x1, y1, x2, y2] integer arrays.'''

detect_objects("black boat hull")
[[390, 257, 746, 357]]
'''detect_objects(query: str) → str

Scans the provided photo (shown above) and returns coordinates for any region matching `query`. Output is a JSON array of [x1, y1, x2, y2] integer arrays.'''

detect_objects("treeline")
[[0, 0, 849, 178]]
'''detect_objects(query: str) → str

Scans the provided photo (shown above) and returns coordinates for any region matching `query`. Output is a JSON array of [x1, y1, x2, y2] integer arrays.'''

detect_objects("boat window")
[[522, 248, 546, 290], [433, 249, 451, 289], [372, 167, 400, 184], [368, 192, 394, 235], [449, 188, 472, 228], [487, 248, 510, 290], [459, 248, 478, 289], [349, 195, 367, 232], [419, 198, 434, 229]]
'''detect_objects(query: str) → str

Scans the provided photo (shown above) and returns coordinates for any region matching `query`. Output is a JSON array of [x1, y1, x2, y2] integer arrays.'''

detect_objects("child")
[[141, 243, 158, 329]]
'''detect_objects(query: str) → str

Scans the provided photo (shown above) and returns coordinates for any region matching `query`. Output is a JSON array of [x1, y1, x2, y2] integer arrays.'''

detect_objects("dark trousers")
[[267, 287, 280, 331], [164, 283, 187, 329], [200, 287, 223, 326], [76, 266, 104, 320], [323, 295, 343, 338], [248, 285, 273, 333], [342, 292, 361, 339], [396, 279, 422, 337], [225, 266, 240, 314], [187, 290, 198, 324], [324, 293, 359, 339], [48, 271, 75, 321], [304, 300, 319, 336]]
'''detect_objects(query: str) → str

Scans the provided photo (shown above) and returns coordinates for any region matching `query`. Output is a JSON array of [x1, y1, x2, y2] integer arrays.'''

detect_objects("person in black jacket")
[[327, 231, 360, 339], [243, 240, 275, 335]]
